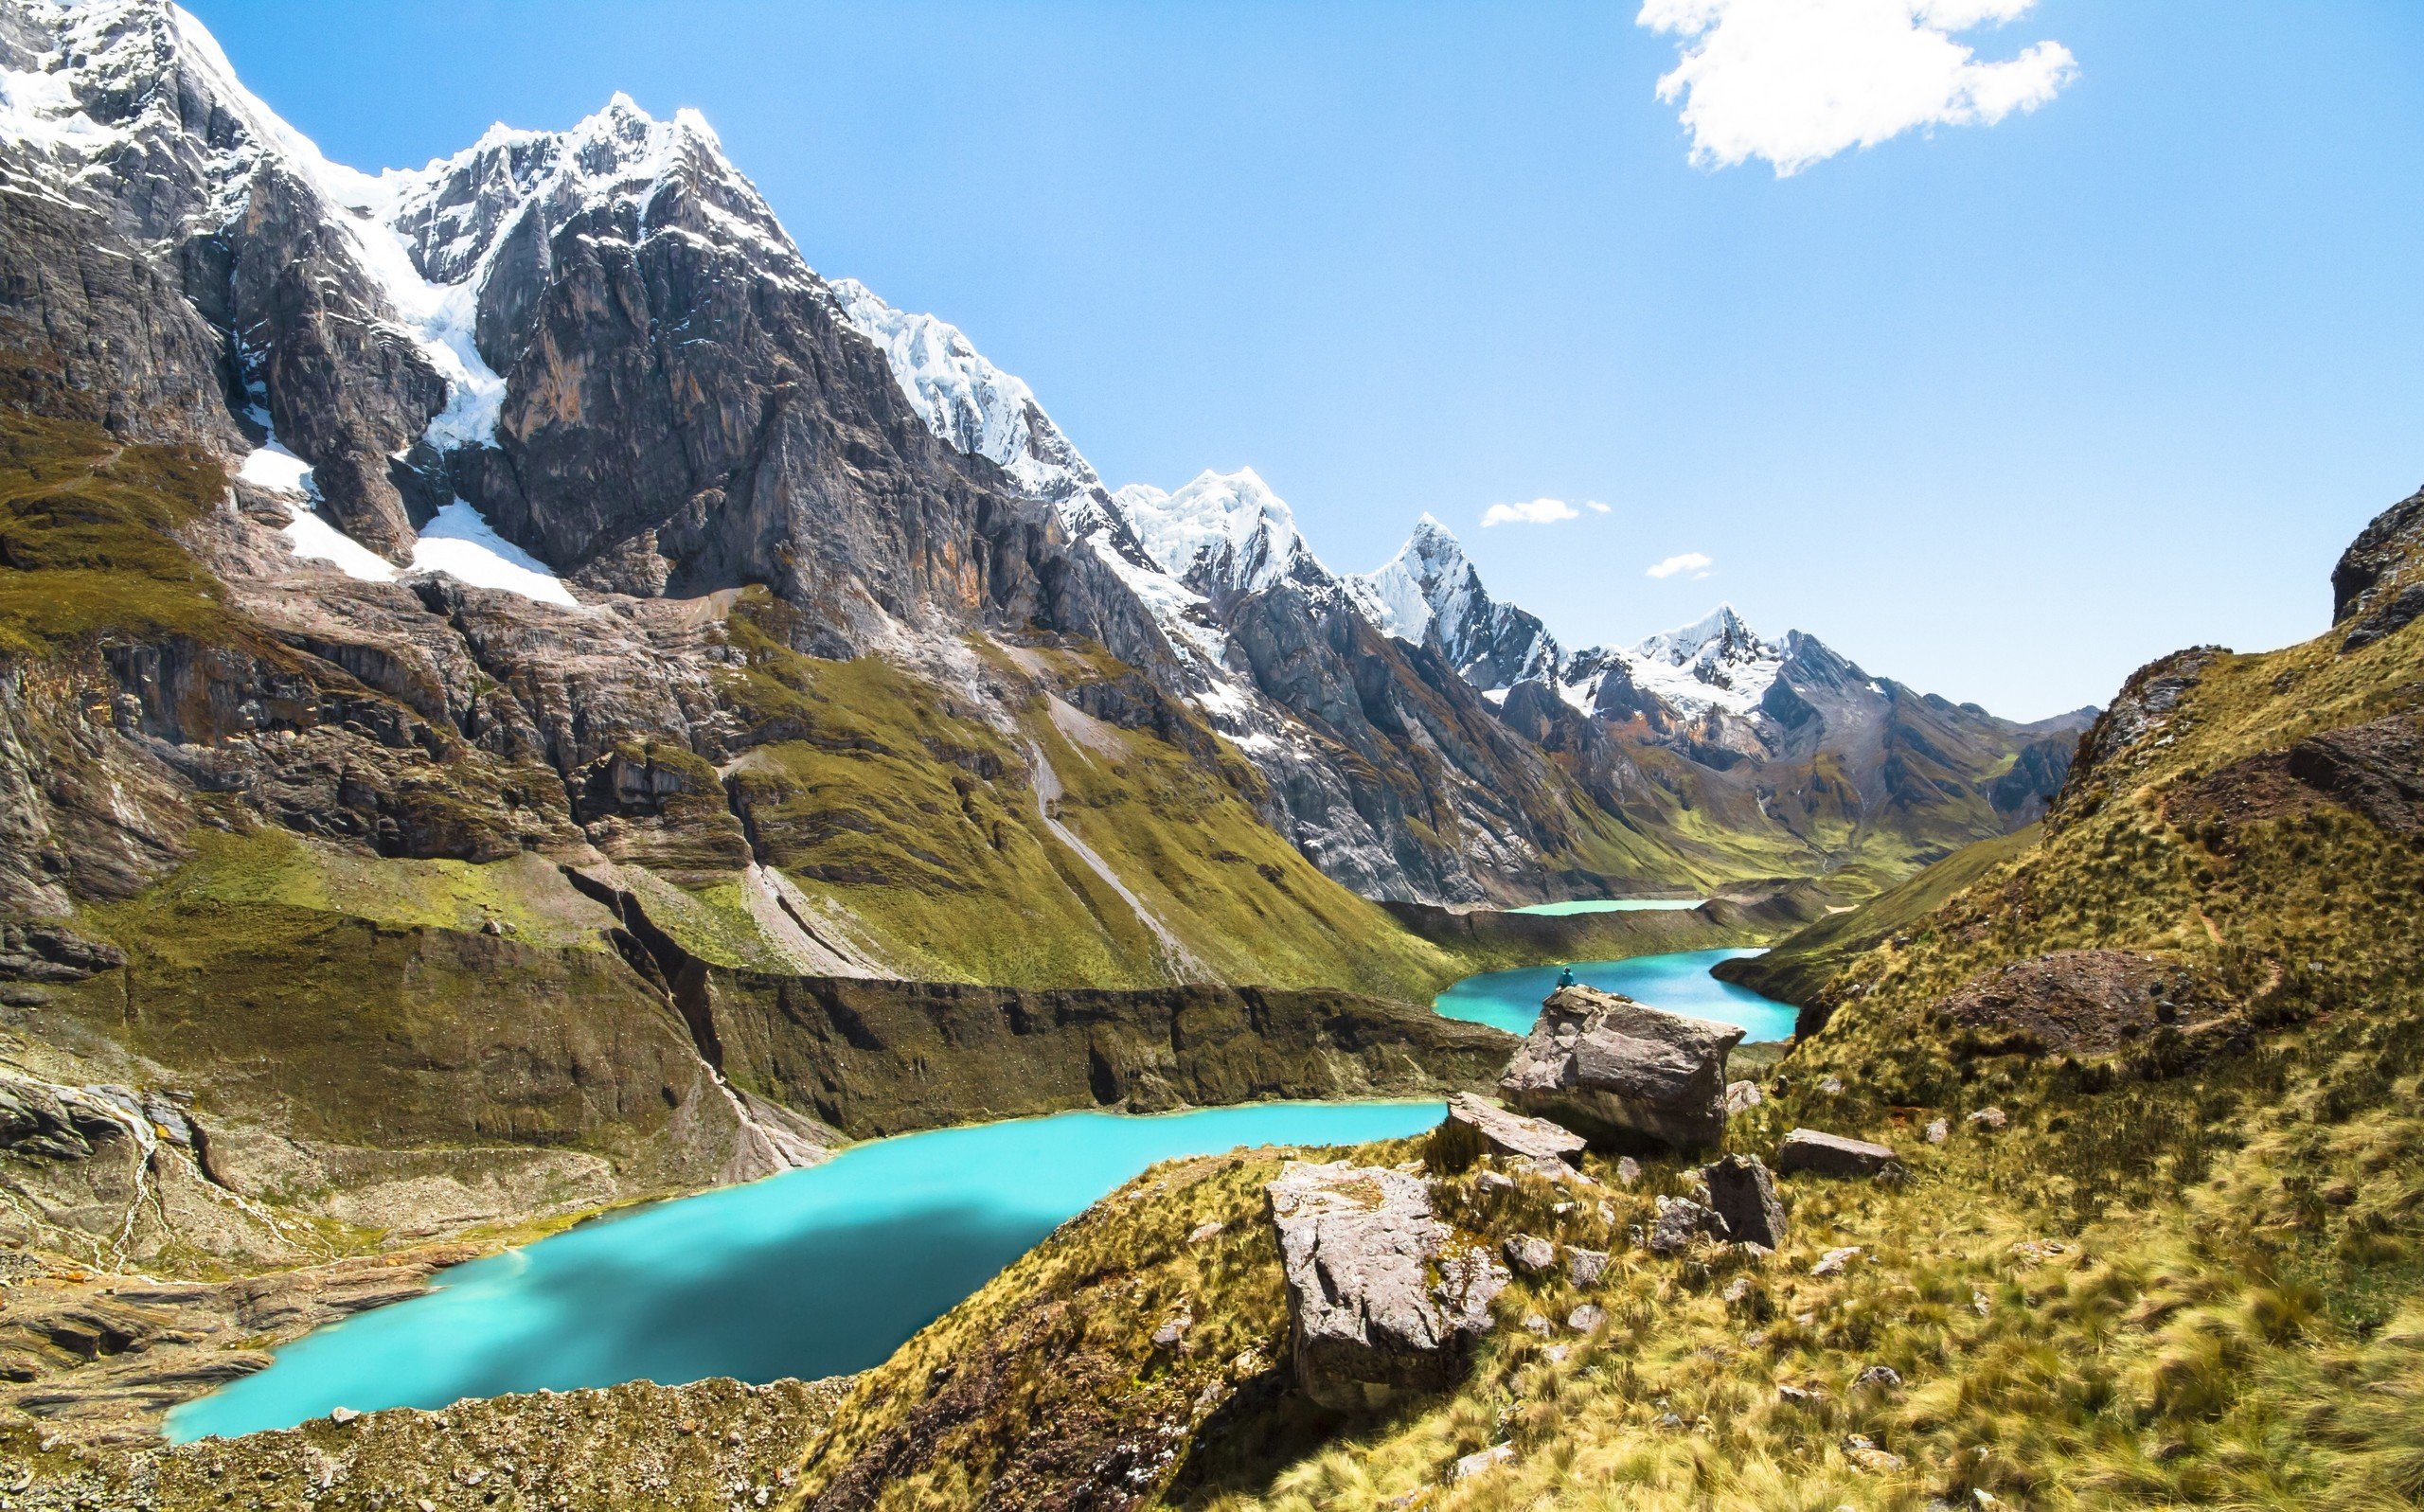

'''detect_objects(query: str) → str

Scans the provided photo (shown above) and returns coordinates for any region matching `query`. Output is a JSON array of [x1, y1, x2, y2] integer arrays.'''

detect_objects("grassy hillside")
[[0, 411, 234, 656], [763, 524, 2424, 1510], [1710, 823, 2042, 1017]]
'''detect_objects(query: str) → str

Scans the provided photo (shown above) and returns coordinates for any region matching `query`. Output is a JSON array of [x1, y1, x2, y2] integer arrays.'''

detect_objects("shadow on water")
[[439, 1201, 1046, 1397]]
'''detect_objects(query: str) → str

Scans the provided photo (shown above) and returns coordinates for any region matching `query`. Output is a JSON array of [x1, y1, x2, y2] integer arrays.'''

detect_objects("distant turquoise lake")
[[1432, 947, 1796, 1042], [166, 1099, 1443, 1442], [1505, 898, 1706, 916]]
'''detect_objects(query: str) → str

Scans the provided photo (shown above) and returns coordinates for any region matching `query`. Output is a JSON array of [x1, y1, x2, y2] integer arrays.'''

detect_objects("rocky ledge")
[[1498, 985, 1745, 1152], [1267, 1161, 1508, 1412]]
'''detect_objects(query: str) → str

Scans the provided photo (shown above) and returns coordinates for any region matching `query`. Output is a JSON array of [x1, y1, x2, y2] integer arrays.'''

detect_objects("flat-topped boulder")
[[1499, 986, 1745, 1151], [1266, 1161, 1506, 1412], [1427, 1093, 1587, 1176], [1774, 1128, 1900, 1179]]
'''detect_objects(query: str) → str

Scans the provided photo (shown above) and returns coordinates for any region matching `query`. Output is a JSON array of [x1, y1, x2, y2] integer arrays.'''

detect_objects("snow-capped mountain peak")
[[1620, 603, 1783, 716], [828, 279, 1104, 513], [1346, 513, 1561, 690], [1635, 602, 1757, 667], [1118, 468, 1330, 597], [1350, 512, 1476, 646]]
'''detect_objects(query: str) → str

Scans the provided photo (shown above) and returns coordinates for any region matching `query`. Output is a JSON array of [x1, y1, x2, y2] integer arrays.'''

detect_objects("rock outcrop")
[[1266, 1161, 1505, 1412], [1774, 1129, 1901, 1180], [1934, 950, 2235, 1058], [2332, 485, 2424, 636], [1646, 1194, 1724, 1255], [1499, 986, 1744, 1151], [1426, 1093, 1586, 1177], [1702, 1153, 1788, 1249]]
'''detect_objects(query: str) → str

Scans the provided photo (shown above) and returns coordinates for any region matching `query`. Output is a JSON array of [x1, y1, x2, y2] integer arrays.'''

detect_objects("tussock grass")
[[777, 609, 2424, 1509]]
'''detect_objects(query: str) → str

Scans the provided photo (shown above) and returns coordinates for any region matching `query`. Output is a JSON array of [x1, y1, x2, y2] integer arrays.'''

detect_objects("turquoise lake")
[[1432, 947, 1797, 1041], [1505, 898, 1706, 916], [166, 1099, 1443, 1442]]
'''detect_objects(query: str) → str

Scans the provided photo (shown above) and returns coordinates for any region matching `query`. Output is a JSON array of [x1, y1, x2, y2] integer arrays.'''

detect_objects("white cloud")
[[1636, 0, 2078, 177], [1480, 498, 1610, 528], [1647, 551, 1714, 579]]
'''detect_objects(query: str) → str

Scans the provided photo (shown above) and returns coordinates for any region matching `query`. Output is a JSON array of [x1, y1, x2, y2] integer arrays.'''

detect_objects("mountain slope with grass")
[[0, 0, 2070, 912], [733, 482, 2424, 1511]]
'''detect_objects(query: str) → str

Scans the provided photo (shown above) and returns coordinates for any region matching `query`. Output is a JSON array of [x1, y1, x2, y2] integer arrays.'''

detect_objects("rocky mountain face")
[[1346, 513, 1562, 691], [0, 0, 2096, 1282], [0, 0, 2078, 912]]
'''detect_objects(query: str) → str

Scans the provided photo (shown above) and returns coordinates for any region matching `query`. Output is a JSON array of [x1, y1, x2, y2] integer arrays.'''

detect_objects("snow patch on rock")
[[241, 447, 579, 609]]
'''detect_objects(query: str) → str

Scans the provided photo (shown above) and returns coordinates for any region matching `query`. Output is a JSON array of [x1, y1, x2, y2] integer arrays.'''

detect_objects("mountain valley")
[[2, 3, 2415, 1508]]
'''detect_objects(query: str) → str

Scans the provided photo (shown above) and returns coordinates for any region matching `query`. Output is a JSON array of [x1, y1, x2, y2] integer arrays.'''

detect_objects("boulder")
[[1565, 1247, 1609, 1288], [1842, 1434, 1907, 1474], [1723, 1079, 1763, 1114], [1427, 1093, 1586, 1177], [1702, 1153, 1787, 1250], [1499, 986, 1745, 1151], [1266, 1162, 1506, 1412], [1503, 1235, 1558, 1277], [1151, 1308, 1194, 1349], [1647, 1195, 1724, 1255], [1774, 1129, 1900, 1180]]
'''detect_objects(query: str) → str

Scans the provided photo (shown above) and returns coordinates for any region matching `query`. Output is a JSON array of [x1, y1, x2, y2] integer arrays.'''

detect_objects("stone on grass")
[[1452, 1443, 1515, 1481], [1925, 1118, 1950, 1145], [1566, 1303, 1605, 1333], [1969, 1106, 2009, 1130], [1615, 1157, 1642, 1186], [1500, 986, 1745, 1151], [1503, 1235, 1558, 1276], [1811, 1246, 1862, 1277], [1701, 1153, 1788, 1250], [1648, 1195, 1722, 1255], [1429, 1093, 1586, 1177], [1267, 1162, 1506, 1411], [1186, 1219, 1224, 1245], [1842, 1434, 1906, 1473], [1565, 1247, 1609, 1288], [1853, 1364, 1902, 1394], [1774, 1128, 1901, 1180], [1724, 1079, 1763, 1113]]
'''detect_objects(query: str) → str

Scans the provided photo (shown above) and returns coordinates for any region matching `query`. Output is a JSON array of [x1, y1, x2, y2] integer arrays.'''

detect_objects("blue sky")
[[185, 0, 2424, 720]]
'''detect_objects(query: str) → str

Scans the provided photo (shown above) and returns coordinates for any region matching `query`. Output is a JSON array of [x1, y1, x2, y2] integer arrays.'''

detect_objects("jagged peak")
[[1118, 468, 1328, 594], [1634, 602, 1764, 665], [829, 277, 1105, 511], [1353, 515, 1475, 644]]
